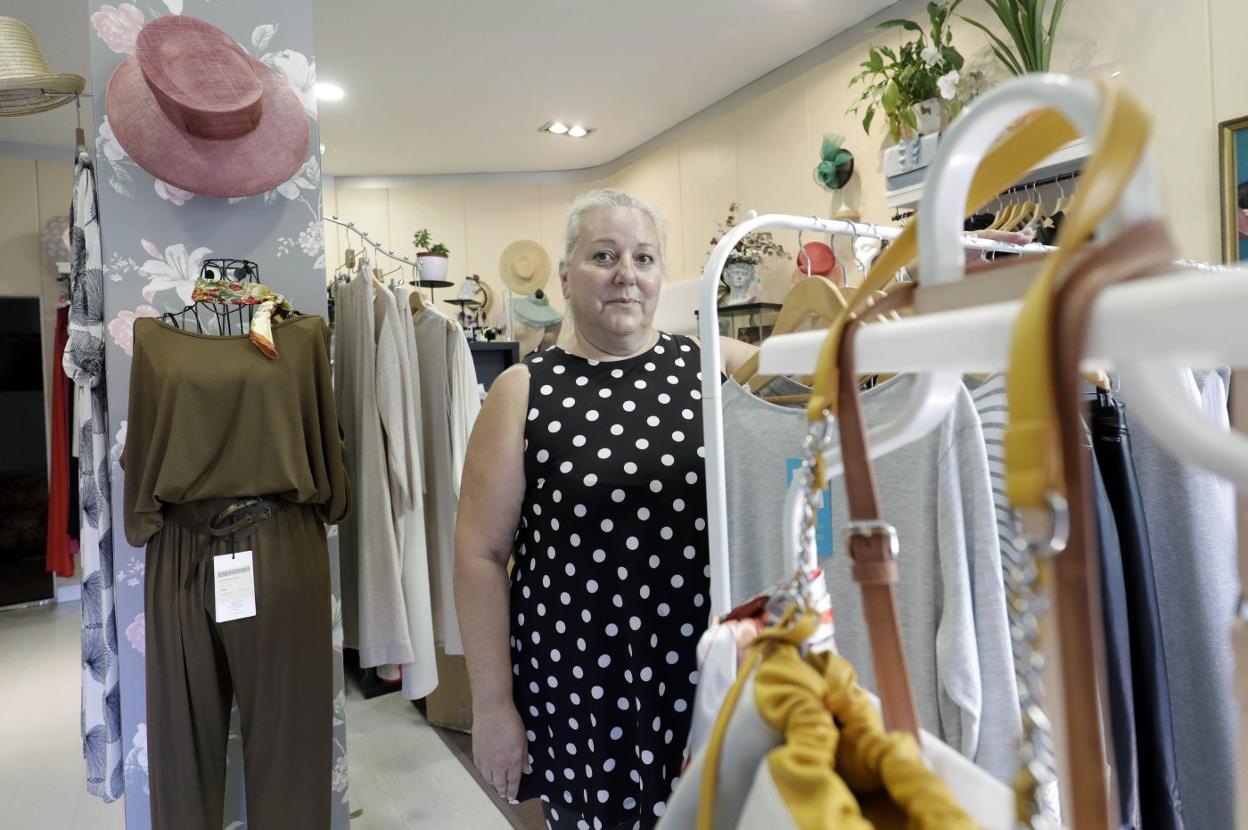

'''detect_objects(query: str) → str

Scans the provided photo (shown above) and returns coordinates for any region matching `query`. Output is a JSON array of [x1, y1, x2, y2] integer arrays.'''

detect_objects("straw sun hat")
[[499, 240, 552, 294], [0, 16, 85, 117]]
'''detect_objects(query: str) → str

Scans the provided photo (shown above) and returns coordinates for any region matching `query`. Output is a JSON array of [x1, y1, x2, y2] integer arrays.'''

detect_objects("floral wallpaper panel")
[[87, 1, 349, 827]]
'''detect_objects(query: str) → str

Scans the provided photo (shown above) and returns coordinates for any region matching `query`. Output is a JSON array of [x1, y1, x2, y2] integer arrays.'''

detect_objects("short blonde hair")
[[563, 188, 667, 267]]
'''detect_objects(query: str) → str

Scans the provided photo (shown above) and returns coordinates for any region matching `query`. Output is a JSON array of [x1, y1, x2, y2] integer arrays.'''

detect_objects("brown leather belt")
[[833, 282, 921, 738], [164, 496, 284, 541], [163, 496, 284, 589], [1049, 219, 1176, 829]]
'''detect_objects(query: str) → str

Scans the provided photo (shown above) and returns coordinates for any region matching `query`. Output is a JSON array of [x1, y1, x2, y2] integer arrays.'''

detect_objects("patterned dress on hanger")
[[511, 332, 711, 829]]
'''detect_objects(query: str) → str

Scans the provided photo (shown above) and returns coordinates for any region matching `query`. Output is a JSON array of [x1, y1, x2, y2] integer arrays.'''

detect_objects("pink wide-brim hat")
[[796, 241, 836, 276], [105, 15, 309, 198]]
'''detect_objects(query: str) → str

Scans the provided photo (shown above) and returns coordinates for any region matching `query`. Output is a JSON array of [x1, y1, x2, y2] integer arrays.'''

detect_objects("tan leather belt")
[[832, 282, 921, 738]]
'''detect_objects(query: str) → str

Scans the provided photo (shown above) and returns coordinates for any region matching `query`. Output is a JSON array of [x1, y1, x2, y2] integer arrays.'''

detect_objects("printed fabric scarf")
[[190, 278, 292, 359]]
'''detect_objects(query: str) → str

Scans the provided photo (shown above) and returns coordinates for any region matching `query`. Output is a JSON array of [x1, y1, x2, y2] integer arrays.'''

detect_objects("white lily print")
[[268, 49, 317, 119], [136, 239, 212, 304], [276, 154, 319, 201]]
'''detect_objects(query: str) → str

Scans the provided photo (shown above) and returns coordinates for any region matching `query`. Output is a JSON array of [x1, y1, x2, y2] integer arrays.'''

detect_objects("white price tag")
[[213, 550, 257, 623]]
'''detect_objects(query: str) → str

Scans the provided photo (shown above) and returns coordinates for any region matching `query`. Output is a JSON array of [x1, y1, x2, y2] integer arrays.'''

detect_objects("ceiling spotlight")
[[547, 121, 569, 135], [315, 82, 345, 101], [567, 125, 589, 138]]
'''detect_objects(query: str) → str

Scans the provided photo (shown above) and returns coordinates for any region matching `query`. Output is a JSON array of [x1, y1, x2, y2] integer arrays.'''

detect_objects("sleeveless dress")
[[511, 332, 712, 829]]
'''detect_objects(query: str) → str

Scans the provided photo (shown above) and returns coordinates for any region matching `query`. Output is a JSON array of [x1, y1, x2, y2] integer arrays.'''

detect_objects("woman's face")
[[561, 206, 663, 343]]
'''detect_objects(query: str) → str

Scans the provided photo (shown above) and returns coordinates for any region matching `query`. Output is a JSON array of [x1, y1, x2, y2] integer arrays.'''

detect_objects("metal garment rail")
[[324, 214, 421, 270], [695, 212, 1056, 616]]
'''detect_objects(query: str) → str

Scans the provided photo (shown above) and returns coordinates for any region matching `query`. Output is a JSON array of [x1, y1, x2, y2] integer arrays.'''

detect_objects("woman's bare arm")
[[453, 363, 531, 798]]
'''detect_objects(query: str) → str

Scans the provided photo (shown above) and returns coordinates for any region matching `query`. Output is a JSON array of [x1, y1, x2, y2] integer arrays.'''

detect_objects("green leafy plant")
[[959, 0, 1065, 75], [848, 1, 966, 142], [707, 202, 789, 266], [412, 228, 449, 256]]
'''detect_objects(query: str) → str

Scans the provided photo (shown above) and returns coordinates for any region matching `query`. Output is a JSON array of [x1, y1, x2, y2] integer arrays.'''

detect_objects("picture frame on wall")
[[1218, 114, 1248, 263]]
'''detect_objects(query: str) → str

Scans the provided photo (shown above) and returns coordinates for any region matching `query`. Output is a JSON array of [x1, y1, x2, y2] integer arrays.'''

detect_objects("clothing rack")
[[325, 215, 420, 270], [697, 212, 1057, 616], [997, 168, 1081, 197]]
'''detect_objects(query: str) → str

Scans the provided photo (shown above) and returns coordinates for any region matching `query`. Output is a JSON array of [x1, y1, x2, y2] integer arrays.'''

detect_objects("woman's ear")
[[559, 262, 570, 299]]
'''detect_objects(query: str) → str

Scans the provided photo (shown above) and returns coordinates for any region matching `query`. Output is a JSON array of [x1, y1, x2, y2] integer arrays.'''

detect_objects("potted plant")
[[848, 1, 966, 142], [708, 203, 789, 306], [412, 228, 450, 283], [959, 0, 1064, 75]]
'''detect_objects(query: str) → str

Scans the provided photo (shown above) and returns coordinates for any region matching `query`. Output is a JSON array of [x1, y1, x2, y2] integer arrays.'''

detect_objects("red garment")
[[46, 305, 73, 578]]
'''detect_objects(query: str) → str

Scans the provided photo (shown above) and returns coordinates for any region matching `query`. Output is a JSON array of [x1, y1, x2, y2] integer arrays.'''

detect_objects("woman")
[[455, 189, 754, 830]]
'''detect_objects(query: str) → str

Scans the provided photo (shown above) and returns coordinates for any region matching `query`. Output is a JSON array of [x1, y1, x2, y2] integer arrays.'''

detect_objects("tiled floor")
[[0, 601, 531, 829]]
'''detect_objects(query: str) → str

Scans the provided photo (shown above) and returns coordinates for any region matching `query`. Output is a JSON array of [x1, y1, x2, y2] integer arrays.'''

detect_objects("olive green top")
[[122, 315, 350, 547]]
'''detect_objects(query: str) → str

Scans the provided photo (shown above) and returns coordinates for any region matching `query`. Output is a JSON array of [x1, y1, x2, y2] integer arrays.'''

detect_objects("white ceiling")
[[0, 0, 896, 176]]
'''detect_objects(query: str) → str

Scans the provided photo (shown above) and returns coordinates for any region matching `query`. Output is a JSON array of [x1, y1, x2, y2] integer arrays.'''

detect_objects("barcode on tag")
[[213, 550, 257, 623]]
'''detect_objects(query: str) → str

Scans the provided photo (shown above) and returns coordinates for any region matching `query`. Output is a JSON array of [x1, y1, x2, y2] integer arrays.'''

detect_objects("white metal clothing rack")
[[699, 73, 1248, 623], [696, 214, 1056, 616]]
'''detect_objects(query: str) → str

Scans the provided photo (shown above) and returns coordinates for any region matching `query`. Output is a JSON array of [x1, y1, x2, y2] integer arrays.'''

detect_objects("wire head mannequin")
[[161, 258, 260, 335]]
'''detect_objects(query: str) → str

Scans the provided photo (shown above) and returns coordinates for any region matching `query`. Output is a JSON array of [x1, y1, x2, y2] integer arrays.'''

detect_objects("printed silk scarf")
[[190, 278, 292, 359]]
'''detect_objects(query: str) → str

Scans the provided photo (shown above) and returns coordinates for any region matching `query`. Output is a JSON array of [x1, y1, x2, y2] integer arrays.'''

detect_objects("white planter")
[[911, 98, 944, 135], [417, 252, 449, 283]]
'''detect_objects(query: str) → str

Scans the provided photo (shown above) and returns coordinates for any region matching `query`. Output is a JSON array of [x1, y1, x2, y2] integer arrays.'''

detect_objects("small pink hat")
[[105, 15, 310, 198]]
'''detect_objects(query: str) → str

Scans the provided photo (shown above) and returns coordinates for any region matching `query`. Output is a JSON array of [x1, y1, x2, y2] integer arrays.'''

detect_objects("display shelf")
[[694, 301, 782, 318], [884, 137, 1090, 209]]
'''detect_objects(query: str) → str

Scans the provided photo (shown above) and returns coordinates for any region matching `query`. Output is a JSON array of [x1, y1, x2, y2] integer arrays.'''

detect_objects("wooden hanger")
[[732, 276, 849, 392], [407, 264, 428, 313]]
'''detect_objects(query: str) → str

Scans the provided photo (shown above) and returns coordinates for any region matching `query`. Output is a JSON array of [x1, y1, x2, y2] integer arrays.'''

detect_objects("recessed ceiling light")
[[567, 125, 590, 138], [315, 82, 345, 101], [320, 144, 326, 154], [547, 121, 569, 135]]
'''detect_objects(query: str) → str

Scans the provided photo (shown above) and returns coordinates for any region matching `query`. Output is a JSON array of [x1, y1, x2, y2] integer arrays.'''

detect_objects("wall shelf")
[[884, 137, 1090, 209]]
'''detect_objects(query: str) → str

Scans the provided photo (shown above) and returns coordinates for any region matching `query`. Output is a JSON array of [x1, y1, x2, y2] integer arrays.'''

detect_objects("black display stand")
[[469, 340, 521, 391]]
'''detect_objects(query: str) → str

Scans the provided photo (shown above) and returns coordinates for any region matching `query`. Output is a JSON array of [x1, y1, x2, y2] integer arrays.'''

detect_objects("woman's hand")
[[472, 702, 531, 801]]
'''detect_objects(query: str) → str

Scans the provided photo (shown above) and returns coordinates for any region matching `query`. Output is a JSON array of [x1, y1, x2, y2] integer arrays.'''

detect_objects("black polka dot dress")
[[511, 332, 711, 830]]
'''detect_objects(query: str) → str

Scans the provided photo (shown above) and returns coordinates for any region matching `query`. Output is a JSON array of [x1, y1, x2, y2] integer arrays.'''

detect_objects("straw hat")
[[0, 17, 85, 117], [499, 240, 551, 294], [106, 16, 309, 198]]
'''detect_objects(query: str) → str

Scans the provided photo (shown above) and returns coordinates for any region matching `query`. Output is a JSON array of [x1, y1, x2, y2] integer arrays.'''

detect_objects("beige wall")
[[327, 0, 1248, 318]]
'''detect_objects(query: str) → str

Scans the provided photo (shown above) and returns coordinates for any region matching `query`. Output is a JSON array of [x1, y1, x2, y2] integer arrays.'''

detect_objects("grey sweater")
[[720, 376, 1021, 783], [1121, 369, 1236, 830]]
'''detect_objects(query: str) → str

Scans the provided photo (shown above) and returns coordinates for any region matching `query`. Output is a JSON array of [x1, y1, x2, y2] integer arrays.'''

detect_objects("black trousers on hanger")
[[1092, 456, 1141, 830], [1091, 394, 1186, 830], [145, 502, 332, 830]]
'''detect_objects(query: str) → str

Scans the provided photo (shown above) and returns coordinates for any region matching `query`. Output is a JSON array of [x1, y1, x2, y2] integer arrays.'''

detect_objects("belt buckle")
[[210, 498, 270, 536], [1013, 490, 1070, 556], [845, 520, 899, 561]]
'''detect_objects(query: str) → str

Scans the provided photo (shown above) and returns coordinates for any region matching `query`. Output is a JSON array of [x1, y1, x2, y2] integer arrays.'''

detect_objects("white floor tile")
[[0, 602, 512, 829]]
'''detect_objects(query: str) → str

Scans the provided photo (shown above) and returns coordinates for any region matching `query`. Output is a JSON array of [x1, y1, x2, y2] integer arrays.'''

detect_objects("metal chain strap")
[[1009, 496, 1069, 830], [798, 415, 835, 577], [1007, 533, 1060, 829]]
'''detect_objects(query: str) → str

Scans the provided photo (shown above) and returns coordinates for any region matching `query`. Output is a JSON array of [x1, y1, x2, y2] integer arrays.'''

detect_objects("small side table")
[[696, 301, 782, 345]]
